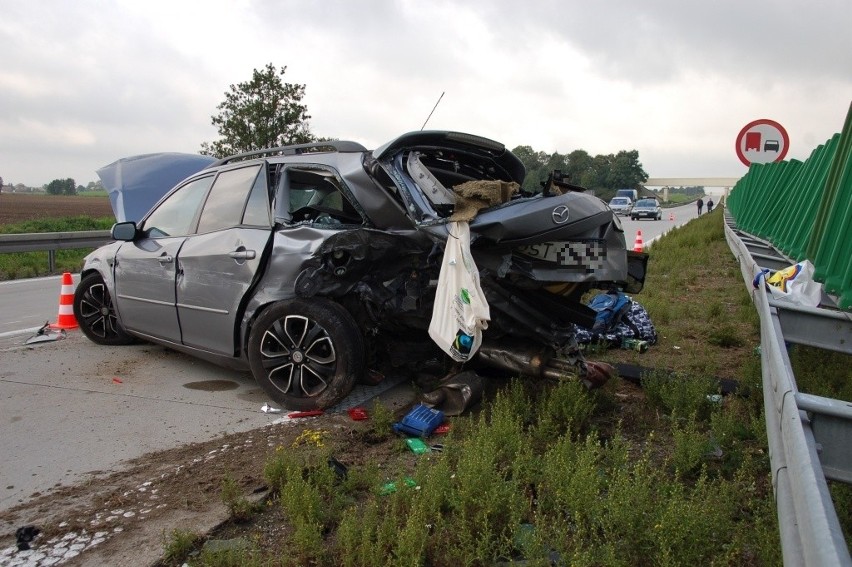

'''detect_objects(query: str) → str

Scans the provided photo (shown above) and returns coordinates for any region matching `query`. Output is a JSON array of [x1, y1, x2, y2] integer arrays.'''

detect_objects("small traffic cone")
[[669, 212, 674, 221], [633, 230, 644, 252], [50, 272, 78, 330]]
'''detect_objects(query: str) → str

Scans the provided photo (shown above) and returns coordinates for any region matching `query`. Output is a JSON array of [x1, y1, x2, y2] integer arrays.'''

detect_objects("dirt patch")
[[0, 193, 114, 225], [0, 411, 398, 566]]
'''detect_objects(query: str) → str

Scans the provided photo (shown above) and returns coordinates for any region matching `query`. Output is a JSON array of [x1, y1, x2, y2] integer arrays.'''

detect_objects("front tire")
[[248, 298, 364, 410], [73, 273, 136, 345]]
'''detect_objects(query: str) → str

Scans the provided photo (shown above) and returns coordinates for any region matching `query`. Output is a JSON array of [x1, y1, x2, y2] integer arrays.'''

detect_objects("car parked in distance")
[[608, 197, 633, 216], [630, 198, 662, 221], [76, 131, 648, 410]]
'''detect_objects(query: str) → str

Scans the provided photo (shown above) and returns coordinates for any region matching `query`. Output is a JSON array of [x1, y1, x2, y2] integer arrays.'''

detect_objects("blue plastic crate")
[[393, 404, 445, 437]]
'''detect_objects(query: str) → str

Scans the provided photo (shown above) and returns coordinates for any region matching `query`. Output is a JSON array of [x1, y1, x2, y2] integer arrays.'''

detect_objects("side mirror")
[[111, 221, 138, 241]]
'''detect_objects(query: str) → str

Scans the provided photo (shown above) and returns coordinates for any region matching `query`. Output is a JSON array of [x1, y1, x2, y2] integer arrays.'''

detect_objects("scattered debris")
[[405, 438, 431, 454], [287, 410, 324, 419], [112, 377, 123, 384], [379, 477, 418, 496], [260, 403, 281, 414], [347, 407, 368, 421], [621, 337, 649, 352], [393, 404, 445, 437], [24, 321, 67, 345], [15, 525, 40, 551]]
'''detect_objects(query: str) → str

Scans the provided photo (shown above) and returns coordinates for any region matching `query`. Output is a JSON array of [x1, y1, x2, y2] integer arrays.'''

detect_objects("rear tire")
[[248, 298, 364, 410], [73, 273, 136, 345]]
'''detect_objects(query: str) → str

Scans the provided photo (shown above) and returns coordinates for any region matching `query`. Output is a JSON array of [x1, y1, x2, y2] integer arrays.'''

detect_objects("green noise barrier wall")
[[727, 102, 852, 310]]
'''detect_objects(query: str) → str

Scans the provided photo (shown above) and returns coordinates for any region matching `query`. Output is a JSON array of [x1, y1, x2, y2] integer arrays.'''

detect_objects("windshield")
[[635, 199, 656, 207], [610, 198, 629, 205]]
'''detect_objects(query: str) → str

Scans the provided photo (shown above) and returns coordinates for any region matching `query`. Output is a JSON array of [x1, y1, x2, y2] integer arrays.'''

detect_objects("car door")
[[176, 163, 271, 355], [264, 164, 370, 292], [113, 175, 214, 343]]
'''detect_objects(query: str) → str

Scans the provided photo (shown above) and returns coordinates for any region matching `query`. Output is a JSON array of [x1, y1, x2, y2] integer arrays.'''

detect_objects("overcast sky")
[[1, 0, 850, 187]]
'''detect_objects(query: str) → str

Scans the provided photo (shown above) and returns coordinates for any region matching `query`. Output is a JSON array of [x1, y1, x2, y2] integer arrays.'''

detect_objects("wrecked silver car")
[[75, 131, 647, 410]]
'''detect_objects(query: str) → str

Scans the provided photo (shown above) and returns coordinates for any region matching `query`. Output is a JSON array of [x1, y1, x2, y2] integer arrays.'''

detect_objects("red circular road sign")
[[736, 119, 790, 166]]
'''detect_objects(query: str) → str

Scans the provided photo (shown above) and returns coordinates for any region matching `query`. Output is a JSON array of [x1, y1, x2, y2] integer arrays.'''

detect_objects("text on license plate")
[[515, 240, 606, 267]]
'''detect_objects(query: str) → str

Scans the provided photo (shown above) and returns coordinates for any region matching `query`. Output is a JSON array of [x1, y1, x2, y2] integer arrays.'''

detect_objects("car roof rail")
[[207, 140, 368, 167]]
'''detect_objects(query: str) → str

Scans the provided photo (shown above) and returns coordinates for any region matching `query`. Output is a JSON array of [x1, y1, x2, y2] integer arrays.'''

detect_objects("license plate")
[[515, 240, 606, 267]]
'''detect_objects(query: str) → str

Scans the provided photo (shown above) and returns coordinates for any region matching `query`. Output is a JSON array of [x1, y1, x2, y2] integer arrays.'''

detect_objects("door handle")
[[158, 255, 174, 264], [229, 249, 256, 260]]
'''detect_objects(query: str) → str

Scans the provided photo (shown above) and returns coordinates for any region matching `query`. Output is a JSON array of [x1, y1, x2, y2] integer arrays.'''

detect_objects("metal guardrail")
[[0, 230, 112, 271], [725, 211, 852, 567]]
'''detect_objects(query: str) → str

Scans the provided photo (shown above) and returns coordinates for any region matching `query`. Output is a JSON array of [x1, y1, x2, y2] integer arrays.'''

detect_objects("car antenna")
[[420, 91, 445, 130]]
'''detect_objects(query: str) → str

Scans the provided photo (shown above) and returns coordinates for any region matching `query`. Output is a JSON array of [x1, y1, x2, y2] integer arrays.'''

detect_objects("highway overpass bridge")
[[644, 177, 741, 201]]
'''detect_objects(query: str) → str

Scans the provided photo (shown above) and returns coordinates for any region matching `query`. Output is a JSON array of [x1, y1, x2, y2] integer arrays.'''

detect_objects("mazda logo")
[[551, 205, 570, 225]]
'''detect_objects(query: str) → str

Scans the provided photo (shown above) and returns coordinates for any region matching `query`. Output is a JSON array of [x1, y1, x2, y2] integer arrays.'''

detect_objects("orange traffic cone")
[[669, 212, 674, 221], [633, 230, 644, 252], [50, 272, 78, 329]]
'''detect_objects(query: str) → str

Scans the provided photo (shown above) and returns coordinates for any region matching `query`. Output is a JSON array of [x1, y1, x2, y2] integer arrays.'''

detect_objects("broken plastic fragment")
[[24, 322, 67, 345], [287, 409, 324, 418], [112, 377, 123, 384], [348, 407, 368, 421], [393, 404, 445, 437], [406, 438, 430, 454], [379, 477, 418, 495], [434, 423, 451, 435], [261, 403, 282, 414]]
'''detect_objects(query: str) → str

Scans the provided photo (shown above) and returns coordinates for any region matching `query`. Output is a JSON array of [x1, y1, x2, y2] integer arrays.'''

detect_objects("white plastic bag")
[[428, 222, 490, 361], [764, 260, 823, 307]]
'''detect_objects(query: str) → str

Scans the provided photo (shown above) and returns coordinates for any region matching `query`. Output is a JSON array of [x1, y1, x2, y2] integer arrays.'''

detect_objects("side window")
[[143, 176, 214, 238], [242, 168, 271, 227], [287, 168, 362, 226], [197, 165, 262, 233]]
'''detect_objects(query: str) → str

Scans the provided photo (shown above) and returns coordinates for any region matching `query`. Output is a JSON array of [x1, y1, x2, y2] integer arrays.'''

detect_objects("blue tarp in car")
[[97, 153, 216, 222]]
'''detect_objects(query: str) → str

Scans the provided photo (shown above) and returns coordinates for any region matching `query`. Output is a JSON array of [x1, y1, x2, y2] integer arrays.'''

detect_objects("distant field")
[[0, 193, 114, 225]]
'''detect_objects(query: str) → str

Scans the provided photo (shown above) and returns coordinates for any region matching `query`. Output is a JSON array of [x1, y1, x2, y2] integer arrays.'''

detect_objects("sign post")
[[735, 119, 790, 167]]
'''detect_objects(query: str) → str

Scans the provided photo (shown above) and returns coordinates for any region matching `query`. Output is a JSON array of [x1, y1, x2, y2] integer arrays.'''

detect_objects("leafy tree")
[[200, 63, 315, 158], [512, 146, 550, 192], [564, 150, 593, 184], [511, 145, 646, 197], [607, 149, 648, 190], [45, 178, 76, 195]]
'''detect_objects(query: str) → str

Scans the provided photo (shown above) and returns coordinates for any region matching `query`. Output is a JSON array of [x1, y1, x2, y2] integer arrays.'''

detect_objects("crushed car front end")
[[358, 131, 648, 384]]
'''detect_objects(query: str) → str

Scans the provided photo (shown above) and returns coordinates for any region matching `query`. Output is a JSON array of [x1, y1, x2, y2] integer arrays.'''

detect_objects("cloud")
[[0, 0, 850, 186]]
